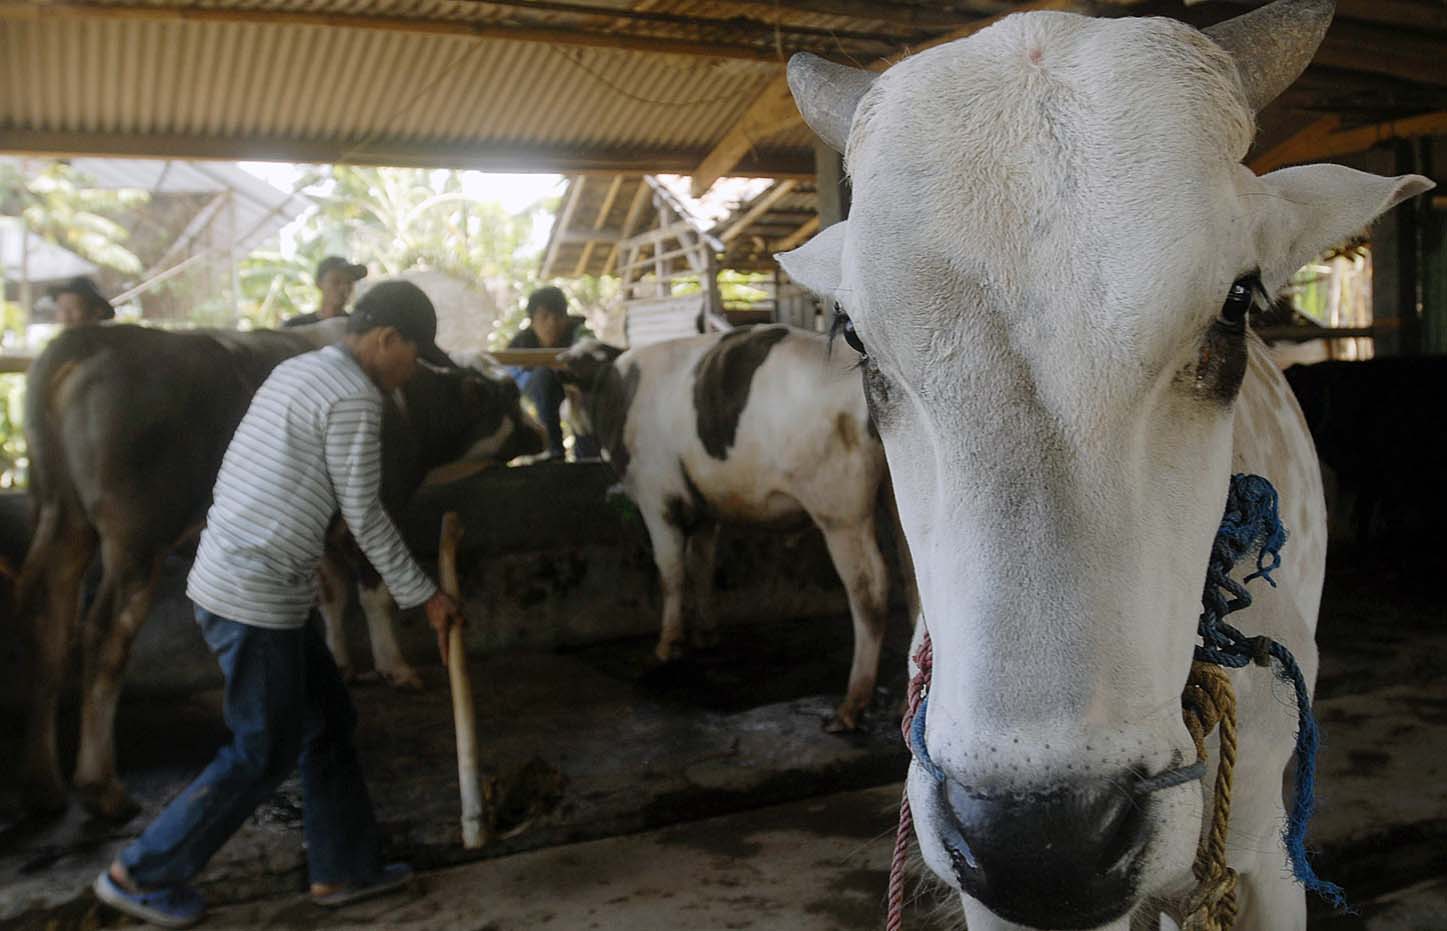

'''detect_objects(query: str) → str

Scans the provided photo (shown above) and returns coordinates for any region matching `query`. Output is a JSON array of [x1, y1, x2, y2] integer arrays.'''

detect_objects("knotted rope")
[[1179, 661, 1240, 931], [1194, 474, 1344, 910], [883, 474, 1342, 931]]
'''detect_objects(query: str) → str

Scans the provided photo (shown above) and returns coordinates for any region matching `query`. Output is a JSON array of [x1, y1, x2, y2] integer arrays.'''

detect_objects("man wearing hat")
[[507, 286, 597, 459], [283, 256, 368, 328], [95, 281, 463, 928], [48, 276, 115, 328]]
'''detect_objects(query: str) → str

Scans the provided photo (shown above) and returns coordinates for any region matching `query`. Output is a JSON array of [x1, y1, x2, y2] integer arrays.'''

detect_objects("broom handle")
[[440, 512, 485, 848]]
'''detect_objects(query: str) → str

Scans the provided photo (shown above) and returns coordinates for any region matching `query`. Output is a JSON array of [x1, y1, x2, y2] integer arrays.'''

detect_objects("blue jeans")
[[512, 366, 598, 460], [120, 609, 383, 888]]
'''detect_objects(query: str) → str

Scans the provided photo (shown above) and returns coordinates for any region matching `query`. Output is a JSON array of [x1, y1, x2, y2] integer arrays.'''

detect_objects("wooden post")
[[440, 512, 487, 849], [1395, 139, 1424, 356]]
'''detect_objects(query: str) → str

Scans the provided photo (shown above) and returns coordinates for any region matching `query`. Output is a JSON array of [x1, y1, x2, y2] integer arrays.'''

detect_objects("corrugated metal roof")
[[0, 16, 800, 170], [1, 0, 1441, 177]]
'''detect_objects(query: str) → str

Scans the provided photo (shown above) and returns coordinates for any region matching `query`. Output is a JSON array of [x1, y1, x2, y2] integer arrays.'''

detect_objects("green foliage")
[[0, 162, 148, 275], [0, 374, 26, 488], [310, 166, 544, 281], [238, 249, 320, 329], [242, 166, 559, 333]]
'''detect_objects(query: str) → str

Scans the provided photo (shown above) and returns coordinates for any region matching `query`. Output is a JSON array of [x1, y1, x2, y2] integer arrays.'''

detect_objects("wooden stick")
[[439, 512, 486, 849]]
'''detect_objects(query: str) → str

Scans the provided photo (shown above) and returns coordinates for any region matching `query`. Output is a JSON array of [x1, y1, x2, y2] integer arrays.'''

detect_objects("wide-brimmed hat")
[[47, 276, 114, 320]]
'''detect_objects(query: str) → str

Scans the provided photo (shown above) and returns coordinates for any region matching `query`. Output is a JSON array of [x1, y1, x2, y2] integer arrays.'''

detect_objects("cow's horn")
[[1204, 0, 1335, 112], [787, 53, 876, 153]]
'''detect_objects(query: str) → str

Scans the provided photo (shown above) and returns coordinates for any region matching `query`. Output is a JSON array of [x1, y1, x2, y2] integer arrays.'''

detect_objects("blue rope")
[[1197, 473, 1345, 910], [909, 690, 946, 783]]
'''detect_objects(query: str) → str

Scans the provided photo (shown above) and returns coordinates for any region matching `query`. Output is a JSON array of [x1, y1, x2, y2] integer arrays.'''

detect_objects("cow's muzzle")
[[931, 769, 1173, 929]]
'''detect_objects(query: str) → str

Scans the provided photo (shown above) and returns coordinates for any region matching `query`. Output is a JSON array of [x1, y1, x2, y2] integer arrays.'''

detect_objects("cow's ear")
[[1252, 165, 1432, 287], [775, 220, 847, 298]]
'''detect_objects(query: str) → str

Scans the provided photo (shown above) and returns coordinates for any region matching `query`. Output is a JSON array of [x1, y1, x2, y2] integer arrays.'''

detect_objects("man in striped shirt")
[[96, 281, 466, 928]]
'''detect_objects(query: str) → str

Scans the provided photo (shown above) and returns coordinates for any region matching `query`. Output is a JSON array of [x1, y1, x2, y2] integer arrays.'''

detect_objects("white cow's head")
[[777, 1, 1430, 927]]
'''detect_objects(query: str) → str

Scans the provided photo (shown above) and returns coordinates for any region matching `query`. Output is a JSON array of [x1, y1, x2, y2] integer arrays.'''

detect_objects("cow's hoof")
[[653, 640, 687, 663], [380, 667, 425, 692], [75, 781, 141, 822], [340, 665, 361, 684], [824, 707, 862, 733]]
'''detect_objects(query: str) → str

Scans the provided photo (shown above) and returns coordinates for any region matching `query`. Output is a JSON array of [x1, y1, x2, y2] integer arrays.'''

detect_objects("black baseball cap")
[[347, 280, 453, 367], [315, 256, 368, 285], [47, 276, 115, 320]]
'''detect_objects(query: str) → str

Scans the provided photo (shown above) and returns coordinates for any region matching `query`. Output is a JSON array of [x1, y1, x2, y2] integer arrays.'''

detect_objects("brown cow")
[[17, 320, 543, 818]]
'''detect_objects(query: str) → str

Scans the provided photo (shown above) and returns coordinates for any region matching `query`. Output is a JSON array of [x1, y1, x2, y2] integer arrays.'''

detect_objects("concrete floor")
[[1, 553, 1444, 930], [140, 787, 1447, 931]]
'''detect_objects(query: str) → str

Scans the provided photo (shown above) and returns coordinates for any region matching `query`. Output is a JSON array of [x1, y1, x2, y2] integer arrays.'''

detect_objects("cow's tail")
[[14, 332, 94, 622], [879, 474, 921, 632]]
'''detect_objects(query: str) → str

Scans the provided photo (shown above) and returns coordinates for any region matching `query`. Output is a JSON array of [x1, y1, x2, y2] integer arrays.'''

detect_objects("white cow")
[[559, 327, 914, 731], [776, 1, 1432, 928]]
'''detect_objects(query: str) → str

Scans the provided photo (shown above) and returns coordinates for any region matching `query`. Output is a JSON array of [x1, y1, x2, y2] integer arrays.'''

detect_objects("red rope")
[[887, 629, 933, 931]]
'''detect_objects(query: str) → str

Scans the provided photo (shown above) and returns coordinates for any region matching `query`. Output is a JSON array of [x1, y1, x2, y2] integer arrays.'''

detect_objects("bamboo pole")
[[439, 512, 487, 849]]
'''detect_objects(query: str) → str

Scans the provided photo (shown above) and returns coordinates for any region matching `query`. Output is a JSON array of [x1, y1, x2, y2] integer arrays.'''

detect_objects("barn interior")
[[1, 0, 1446, 928]]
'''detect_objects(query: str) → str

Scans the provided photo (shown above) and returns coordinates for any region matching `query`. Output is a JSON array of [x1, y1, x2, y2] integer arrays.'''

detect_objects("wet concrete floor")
[[1, 552, 1443, 929]]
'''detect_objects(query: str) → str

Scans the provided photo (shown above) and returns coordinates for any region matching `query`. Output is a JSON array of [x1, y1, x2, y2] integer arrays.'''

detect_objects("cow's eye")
[[830, 303, 867, 357], [1219, 273, 1260, 329]]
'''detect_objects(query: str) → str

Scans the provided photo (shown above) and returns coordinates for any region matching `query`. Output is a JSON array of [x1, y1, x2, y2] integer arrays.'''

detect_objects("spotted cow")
[[560, 325, 915, 731]]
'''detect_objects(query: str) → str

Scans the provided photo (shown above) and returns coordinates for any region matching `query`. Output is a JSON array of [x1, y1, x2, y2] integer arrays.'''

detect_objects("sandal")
[[312, 862, 414, 908], [94, 871, 206, 929]]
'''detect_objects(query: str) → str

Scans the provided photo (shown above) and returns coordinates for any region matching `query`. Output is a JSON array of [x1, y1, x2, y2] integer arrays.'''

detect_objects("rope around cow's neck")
[[885, 474, 1343, 930]]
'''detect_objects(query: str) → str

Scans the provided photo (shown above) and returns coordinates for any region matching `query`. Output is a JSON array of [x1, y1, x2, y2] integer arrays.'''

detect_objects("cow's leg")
[[73, 547, 160, 820], [641, 509, 688, 662], [316, 548, 354, 680], [358, 573, 423, 690], [817, 517, 890, 732], [686, 523, 720, 649], [18, 505, 96, 813]]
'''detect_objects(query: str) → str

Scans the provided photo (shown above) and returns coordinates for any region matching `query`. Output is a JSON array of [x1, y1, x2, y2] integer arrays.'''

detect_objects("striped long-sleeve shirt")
[[188, 344, 437, 629]]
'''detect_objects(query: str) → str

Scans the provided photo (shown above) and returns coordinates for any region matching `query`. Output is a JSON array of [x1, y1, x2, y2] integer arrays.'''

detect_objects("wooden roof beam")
[[471, 0, 919, 46], [1249, 115, 1342, 174], [0, 1, 789, 62], [543, 177, 586, 280], [1316, 29, 1447, 87], [1251, 111, 1447, 173], [0, 129, 816, 178], [593, 175, 625, 231], [718, 180, 797, 242], [775, 216, 821, 252], [690, 73, 802, 197], [1332, 0, 1447, 32], [713, 0, 986, 30], [602, 179, 653, 278]]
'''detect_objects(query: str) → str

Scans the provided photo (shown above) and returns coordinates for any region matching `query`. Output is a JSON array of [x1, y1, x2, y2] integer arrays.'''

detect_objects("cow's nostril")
[[932, 774, 1153, 929]]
